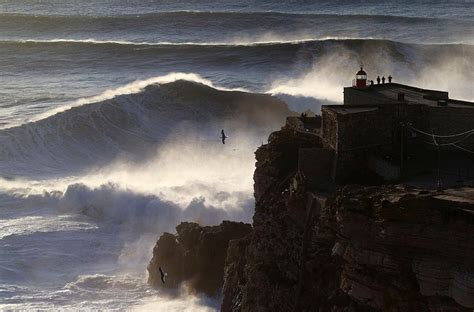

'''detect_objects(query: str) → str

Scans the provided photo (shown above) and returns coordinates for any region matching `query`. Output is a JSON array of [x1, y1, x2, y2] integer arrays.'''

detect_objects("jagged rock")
[[221, 235, 252, 312], [147, 221, 252, 296], [222, 128, 339, 312]]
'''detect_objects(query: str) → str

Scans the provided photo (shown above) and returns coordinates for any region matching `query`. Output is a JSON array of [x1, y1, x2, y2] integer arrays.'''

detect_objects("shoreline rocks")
[[147, 221, 252, 296]]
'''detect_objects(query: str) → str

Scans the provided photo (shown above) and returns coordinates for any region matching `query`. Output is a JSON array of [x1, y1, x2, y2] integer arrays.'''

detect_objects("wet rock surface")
[[147, 221, 252, 296]]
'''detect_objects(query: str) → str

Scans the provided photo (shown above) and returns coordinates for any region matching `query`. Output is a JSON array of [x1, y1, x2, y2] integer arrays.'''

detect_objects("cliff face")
[[221, 128, 474, 311], [331, 186, 474, 311], [222, 127, 347, 311], [147, 221, 252, 295]]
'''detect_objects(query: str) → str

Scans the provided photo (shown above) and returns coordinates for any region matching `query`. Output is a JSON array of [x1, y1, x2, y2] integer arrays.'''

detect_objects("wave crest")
[[0, 77, 289, 176]]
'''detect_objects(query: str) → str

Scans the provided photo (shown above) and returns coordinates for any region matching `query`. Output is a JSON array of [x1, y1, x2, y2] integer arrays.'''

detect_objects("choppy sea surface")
[[0, 1, 473, 310]]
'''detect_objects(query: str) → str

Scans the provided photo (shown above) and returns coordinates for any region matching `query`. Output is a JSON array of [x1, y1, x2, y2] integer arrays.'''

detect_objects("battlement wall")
[[343, 87, 397, 106]]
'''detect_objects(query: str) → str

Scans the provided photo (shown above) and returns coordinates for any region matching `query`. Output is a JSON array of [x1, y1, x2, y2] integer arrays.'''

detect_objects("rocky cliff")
[[146, 126, 474, 311], [147, 221, 252, 296], [221, 128, 474, 311], [329, 185, 474, 311]]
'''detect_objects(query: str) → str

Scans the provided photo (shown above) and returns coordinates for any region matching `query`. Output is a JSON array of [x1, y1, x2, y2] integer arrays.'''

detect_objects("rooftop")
[[324, 105, 379, 115], [345, 83, 474, 109]]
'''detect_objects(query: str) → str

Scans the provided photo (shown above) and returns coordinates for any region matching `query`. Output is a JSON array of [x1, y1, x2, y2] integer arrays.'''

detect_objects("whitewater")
[[0, 0, 473, 310]]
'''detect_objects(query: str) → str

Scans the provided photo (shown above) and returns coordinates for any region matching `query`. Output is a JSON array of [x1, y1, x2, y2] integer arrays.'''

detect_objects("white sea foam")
[[12, 36, 376, 47], [0, 113, 262, 309], [131, 294, 220, 312], [0, 130, 258, 220], [268, 41, 474, 104], [0, 215, 96, 240]]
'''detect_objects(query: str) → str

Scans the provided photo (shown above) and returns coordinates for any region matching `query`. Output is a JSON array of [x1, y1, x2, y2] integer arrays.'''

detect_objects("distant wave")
[[1, 10, 471, 47], [114, 11, 470, 24], [0, 11, 463, 22], [0, 39, 471, 140], [3, 37, 473, 49], [1, 37, 380, 47], [3, 38, 325, 47]]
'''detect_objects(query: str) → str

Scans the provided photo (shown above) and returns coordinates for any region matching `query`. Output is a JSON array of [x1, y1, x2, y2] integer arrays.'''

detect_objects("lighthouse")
[[354, 66, 367, 89]]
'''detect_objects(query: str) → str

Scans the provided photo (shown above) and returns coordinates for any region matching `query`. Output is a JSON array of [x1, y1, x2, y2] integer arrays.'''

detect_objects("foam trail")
[[131, 294, 219, 311], [11, 37, 375, 47], [0, 215, 96, 239], [268, 51, 354, 103]]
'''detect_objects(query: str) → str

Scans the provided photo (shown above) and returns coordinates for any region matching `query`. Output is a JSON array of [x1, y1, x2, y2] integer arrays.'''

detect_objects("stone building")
[[289, 67, 474, 186], [324, 68, 474, 183]]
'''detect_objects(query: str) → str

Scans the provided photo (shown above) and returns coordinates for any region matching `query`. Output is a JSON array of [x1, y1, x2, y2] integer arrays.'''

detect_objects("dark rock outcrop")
[[221, 127, 474, 311], [147, 221, 252, 295], [332, 185, 474, 311], [221, 235, 252, 311], [223, 127, 338, 312]]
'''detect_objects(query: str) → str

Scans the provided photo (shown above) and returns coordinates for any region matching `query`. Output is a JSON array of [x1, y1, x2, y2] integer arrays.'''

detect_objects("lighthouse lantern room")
[[354, 66, 367, 89]]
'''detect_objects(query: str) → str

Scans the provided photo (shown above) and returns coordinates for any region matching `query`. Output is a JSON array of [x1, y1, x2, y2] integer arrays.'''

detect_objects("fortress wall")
[[322, 98, 474, 183], [335, 150, 368, 182], [329, 108, 395, 182], [298, 147, 335, 190], [322, 107, 338, 150], [336, 109, 393, 152], [426, 106, 474, 150], [343, 87, 397, 106]]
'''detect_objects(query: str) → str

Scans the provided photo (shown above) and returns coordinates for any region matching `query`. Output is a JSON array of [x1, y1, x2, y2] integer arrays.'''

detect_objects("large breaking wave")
[[5, 36, 474, 49], [0, 78, 289, 177], [1, 38, 472, 129]]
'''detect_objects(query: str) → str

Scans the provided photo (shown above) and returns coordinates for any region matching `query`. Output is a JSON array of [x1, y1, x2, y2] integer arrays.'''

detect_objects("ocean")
[[0, 0, 473, 310]]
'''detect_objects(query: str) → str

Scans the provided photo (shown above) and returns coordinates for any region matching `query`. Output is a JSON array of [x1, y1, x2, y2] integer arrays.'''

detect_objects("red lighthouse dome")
[[354, 66, 367, 89]]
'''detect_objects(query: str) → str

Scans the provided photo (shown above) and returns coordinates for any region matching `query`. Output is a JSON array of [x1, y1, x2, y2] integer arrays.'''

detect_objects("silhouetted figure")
[[221, 129, 227, 144], [382, 76, 386, 84], [159, 266, 167, 284], [376, 76, 381, 84], [388, 75, 392, 83], [370, 80, 374, 86]]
